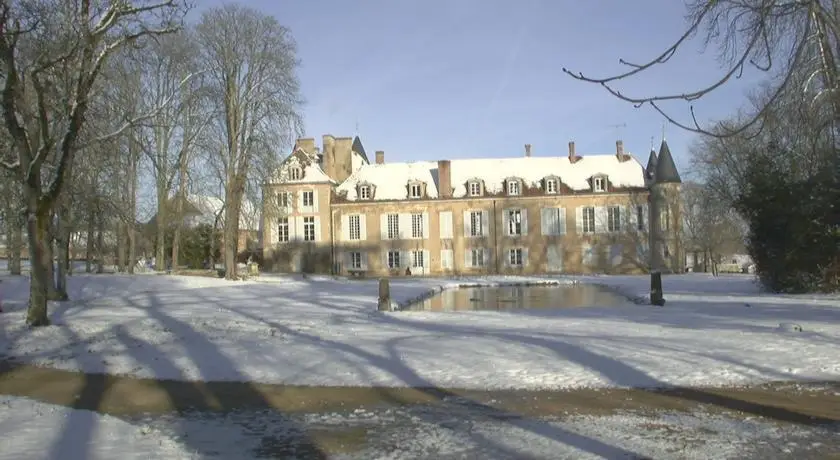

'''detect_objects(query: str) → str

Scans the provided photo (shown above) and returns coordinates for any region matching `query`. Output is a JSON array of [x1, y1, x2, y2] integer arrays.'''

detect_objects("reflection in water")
[[405, 284, 626, 312]]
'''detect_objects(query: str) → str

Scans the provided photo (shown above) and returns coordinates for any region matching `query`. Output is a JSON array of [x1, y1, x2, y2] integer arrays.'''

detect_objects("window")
[[412, 250, 424, 268], [349, 215, 361, 240], [509, 248, 523, 266], [387, 251, 401, 269], [303, 216, 316, 241], [359, 186, 371, 200], [546, 179, 557, 194], [508, 209, 522, 235], [664, 244, 671, 258], [277, 217, 289, 242], [470, 211, 483, 237], [409, 183, 422, 199], [411, 213, 424, 238], [349, 252, 362, 269], [661, 205, 671, 231], [387, 214, 399, 239], [507, 180, 520, 196], [276, 193, 289, 208], [607, 206, 622, 232], [593, 177, 606, 192], [470, 249, 485, 267], [468, 181, 481, 196], [289, 167, 301, 180], [582, 207, 595, 233], [302, 190, 314, 207], [542, 208, 565, 235], [636, 205, 645, 231], [441, 249, 453, 269]]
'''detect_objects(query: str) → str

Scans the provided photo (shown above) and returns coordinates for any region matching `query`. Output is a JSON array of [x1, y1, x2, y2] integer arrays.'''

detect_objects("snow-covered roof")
[[187, 194, 259, 231], [270, 148, 336, 185], [335, 154, 647, 201]]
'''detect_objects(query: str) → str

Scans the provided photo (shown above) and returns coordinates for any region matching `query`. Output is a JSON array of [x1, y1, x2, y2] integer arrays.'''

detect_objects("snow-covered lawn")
[[1, 272, 839, 390]]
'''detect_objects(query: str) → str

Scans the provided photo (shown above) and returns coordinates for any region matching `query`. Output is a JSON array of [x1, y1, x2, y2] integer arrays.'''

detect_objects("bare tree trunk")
[[53, 202, 72, 300], [115, 220, 126, 272], [44, 213, 61, 301], [95, 209, 105, 274], [8, 218, 22, 276], [85, 207, 94, 273], [155, 184, 167, 272], [171, 155, 188, 272], [127, 145, 138, 275], [223, 180, 244, 280], [24, 198, 51, 326]]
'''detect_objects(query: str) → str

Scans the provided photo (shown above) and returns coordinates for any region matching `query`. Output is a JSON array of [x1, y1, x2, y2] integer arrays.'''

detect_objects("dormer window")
[[359, 185, 371, 200], [592, 176, 607, 193], [507, 180, 520, 196], [289, 167, 302, 180], [545, 179, 557, 194], [468, 181, 482, 197], [408, 183, 422, 199]]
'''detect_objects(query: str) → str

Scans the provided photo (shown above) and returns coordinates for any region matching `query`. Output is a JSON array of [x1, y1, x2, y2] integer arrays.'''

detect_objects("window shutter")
[[540, 208, 552, 236], [344, 251, 352, 271], [314, 217, 321, 242], [422, 212, 430, 239], [481, 211, 490, 237], [575, 207, 583, 234], [341, 215, 349, 242], [595, 206, 607, 233], [401, 250, 410, 269], [295, 216, 304, 241], [380, 214, 388, 240], [313, 190, 319, 212], [484, 248, 491, 267], [502, 248, 510, 267], [382, 249, 389, 270], [399, 213, 410, 239], [559, 208, 567, 235], [439, 211, 453, 239], [626, 206, 636, 232], [359, 214, 367, 240], [464, 248, 473, 268], [441, 249, 453, 270], [423, 249, 430, 271], [520, 209, 528, 236], [523, 248, 529, 266], [502, 210, 511, 236], [298, 192, 305, 210], [463, 210, 472, 237]]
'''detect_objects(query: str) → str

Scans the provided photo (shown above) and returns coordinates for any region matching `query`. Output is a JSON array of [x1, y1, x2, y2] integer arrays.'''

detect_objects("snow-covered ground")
[[0, 396, 193, 460], [1, 272, 839, 390], [1, 395, 835, 460]]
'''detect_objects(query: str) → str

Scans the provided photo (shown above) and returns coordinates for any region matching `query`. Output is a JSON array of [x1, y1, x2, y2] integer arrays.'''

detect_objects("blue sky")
[[195, 0, 768, 179]]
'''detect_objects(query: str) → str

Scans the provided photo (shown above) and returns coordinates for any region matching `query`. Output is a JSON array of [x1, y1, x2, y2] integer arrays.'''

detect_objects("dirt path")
[[2, 359, 838, 423]]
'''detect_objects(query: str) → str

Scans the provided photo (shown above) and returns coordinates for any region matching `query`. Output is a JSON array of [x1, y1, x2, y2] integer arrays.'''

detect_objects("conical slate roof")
[[654, 140, 682, 184], [351, 136, 370, 164], [645, 149, 657, 182]]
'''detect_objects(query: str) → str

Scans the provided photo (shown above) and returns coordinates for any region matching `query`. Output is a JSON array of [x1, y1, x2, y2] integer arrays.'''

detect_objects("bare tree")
[[681, 181, 745, 275], [0, 1, 188, 326], [196, 4, 302, 279], [563, 1, 839, 136]]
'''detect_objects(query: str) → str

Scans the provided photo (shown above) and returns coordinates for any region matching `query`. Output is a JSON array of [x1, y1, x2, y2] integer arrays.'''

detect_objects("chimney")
[[375, 150, 385, 164], [616, 140, 624, 158], [524, 144, 532, 157], [568, 141, 581, 163], [296, 137, 316, 153], [437, 160, 452, 199]]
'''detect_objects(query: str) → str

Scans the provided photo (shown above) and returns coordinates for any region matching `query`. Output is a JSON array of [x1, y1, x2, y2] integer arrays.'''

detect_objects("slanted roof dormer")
[[591, 174, 609, 193], [407, 180, 426, 199], [357, 181, 376, 200], [504, 177, 523, 196], [465, 178, 484, 197], [543, 175, 561, 194]]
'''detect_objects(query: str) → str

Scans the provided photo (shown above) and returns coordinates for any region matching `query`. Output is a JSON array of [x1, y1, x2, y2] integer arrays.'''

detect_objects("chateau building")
[[261, 134, 683, 276]]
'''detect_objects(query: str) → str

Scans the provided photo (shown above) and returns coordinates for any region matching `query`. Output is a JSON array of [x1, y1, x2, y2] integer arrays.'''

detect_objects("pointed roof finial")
[[661, 121, 667, 141], [650, 136, 654, 151]]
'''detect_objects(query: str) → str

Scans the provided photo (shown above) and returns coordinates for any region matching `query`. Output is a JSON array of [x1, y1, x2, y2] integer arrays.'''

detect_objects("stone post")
[[650, 271, 666, 306], [378, 278, 391, 311]]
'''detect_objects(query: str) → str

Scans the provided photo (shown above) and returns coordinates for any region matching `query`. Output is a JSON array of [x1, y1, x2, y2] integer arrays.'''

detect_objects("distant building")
[[258, 134, 683, 276]]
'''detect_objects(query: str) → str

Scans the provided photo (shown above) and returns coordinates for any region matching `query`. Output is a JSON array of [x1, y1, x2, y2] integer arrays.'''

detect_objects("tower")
[[649, 139, 683, 273]]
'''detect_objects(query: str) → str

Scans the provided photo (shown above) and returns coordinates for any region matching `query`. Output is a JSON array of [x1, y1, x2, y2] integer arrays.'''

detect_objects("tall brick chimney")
[[437, 160, 452, 198], [616, 139, 631, 162], [524, 144, 532, 157], [375, 150, 385, 164], [568, 141, 581, 164]]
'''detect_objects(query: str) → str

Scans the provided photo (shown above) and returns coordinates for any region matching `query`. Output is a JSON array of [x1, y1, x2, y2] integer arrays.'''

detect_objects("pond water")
[[403, 283, 628, 312]]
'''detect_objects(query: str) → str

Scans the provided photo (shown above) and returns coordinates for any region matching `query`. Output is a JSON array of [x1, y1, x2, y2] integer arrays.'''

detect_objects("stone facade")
[[262, 136, 683, 276]]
